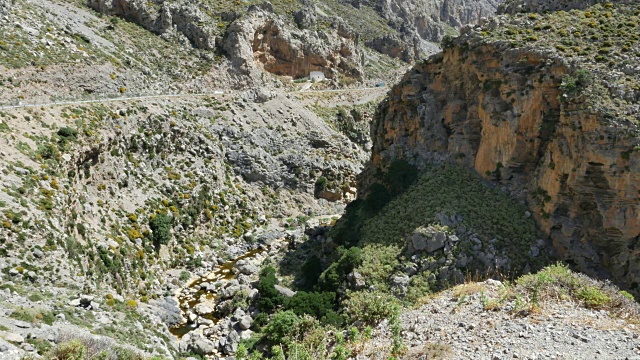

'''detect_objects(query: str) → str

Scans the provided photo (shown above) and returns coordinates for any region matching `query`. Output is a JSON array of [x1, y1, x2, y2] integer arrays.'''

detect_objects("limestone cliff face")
[[369, 31, 640, 293], [364, 0, 501, 59], [88, 0, 363, 80], [224, 8, 362, 80], [87, 0, 218, 49]]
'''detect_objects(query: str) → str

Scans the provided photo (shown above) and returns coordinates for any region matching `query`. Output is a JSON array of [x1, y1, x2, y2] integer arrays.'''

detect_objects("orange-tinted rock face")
[[251, 19, 361, 80], [369, 42, 640, 293]]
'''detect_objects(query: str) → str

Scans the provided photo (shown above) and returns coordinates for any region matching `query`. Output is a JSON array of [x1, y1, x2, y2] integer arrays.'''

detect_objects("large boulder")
[[189, 333, 217, 356], [233, 259, 259, 275], [152, 297, 182, 327], [406, 226, 448, 254], [274, 284, 296, 297], [238, 315, 252, 330], [195, 303, 214, 316], [3, 333, 24, 344]]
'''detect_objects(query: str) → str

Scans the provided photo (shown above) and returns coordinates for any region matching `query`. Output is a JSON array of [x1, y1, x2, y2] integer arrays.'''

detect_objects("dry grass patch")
[[452, 283, 486, 299], [403, 342, 453, 359]]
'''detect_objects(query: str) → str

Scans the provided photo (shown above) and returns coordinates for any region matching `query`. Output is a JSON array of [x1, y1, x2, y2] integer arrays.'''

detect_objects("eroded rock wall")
[[224, 9, 363, 79], [87, 0, 218, 49], [369, 39, 640, 292], [364, 0, 501, 59]]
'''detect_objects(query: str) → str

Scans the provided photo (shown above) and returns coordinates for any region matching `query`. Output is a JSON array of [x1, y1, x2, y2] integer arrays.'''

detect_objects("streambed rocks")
[[172, 233, 291, 356]]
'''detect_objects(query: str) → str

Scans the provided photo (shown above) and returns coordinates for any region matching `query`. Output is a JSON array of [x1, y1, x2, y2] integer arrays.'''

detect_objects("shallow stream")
[[169, 247, 264, 338]]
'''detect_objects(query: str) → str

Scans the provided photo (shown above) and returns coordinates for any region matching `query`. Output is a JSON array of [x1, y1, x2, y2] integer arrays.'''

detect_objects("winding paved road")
[[0, 86, 388, 111], [0, 92, 226, 111]]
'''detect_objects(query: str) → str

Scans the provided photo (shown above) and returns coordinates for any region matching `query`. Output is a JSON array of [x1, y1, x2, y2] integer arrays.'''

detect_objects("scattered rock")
[[274, 284, 296, 297], [234, 259, 258, 275], [4, 333, 24, 344], [13, 320, 31, 329], [189, 333, 217, 356], [238, 315, 252, 330]]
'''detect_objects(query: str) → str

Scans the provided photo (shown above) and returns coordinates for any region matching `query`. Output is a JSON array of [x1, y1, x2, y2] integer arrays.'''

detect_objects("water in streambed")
[[169, 247, 265, 338]]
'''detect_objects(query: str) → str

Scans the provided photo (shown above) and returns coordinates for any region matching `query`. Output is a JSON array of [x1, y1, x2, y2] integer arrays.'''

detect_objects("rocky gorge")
[[0, 0, 640, 359]]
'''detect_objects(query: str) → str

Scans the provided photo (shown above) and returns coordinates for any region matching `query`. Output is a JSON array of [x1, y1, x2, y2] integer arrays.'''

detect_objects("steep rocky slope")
[[87, 0, 501, 71], [0, 0, 376, 358], [369, 1, 640, 294], [362, 0, 501, 59]]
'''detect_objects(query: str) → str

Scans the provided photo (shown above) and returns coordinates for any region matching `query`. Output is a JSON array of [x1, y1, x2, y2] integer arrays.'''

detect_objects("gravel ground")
[[361, 280, 640, 360]]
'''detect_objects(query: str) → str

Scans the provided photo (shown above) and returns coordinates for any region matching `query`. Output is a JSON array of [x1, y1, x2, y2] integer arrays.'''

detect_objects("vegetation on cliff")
[[476, 3, 639, 125]]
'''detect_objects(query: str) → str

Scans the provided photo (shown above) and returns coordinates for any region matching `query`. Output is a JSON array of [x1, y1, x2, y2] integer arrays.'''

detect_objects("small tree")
[[257, 266, 285, 312], [150, 213, 172, 249]]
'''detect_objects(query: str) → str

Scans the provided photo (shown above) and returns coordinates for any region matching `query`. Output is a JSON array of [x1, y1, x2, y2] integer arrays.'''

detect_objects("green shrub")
[[263, 310, 300, 344], [285, 291, 336, 322], [28, 292, 44, 302], [330, 199, 365, 246], [252, 312, 269, 332], [10, 307, 35, 322], [356, 244, 401, 292], [57, 127, 78, 139], [384, 159, 418, 196], [37, 143, 59, 160], [179, 271, 190, 282], [514, 263, 635, 312], [620, 290, 635, 300], [343, 290, 400, 325], [317, 247, 362, 292], [559, 69, 593, 97], [441, 34, 455, 48], [49, 339, 87, 359], [362, 183, 391, 214], [149, 213, 172, 247], [577, 286, 610, 308], [314, 177, 328, 193], [300, 255, 322, 289], [26, 338, 52, 355], [257, 266, 284, 312]]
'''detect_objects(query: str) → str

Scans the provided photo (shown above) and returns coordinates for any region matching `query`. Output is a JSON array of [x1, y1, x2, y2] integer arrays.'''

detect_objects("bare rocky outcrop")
[[368, 12, 640, 293], [0, 0, 10, 15], [365, 34, 416, 63], [363, 0, 501, 59], [87, 0, 218, 49], [224, 8, 363, 80]]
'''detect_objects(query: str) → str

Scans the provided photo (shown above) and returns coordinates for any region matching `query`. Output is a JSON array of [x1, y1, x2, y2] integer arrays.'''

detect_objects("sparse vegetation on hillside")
[[475, 3, 640, 124]]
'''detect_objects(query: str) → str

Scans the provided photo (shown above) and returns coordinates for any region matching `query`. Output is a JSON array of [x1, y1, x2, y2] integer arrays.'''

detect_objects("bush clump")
[[285, 291, 339, 325], [343, 290, 401, 325], [257, 266, 285, 312], [317, 247, 362, 292], [149, 213, 172, 248], [516, 263, 637, 314], [263, 310, 300, 344]]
